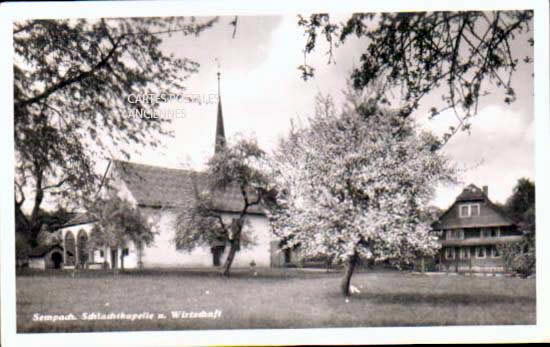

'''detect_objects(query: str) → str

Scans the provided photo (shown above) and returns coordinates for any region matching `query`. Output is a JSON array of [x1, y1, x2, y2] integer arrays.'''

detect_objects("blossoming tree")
[[267, 91, 456, 296]]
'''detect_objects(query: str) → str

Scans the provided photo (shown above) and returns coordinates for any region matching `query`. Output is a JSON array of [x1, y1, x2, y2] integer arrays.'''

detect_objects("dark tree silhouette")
[[498, 178, 535, 277]]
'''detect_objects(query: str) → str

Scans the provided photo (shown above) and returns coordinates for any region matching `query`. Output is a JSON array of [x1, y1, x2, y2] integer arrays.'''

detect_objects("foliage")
[[36, 227, 62, 247], [498, 178, 535, 277], [175, 138, 271, 276], [16, 236, 31, 266], [37, 208, 76, 231], [298, 11, 533, 141], [505, 178, 535, 230], [499, 238, 535, 278], [174, 189, 255, 253], [88, 197, 155, 253], [16, 207, 75, 247], [13, 17, 216, 244], [266, 90, 456, 295]]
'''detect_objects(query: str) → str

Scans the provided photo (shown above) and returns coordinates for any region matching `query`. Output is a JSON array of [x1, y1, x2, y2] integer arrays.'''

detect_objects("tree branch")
[[15, 198, 30, 230], [43, 177, 68, 191], [15, 180, 26, 206], [15, 36, 122, 108], [13, 21, 40, 35]]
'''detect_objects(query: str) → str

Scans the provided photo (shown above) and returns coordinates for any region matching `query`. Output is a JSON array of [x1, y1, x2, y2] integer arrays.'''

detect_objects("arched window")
[[77, 229, 89, 266], [64, 231, 76, 266]]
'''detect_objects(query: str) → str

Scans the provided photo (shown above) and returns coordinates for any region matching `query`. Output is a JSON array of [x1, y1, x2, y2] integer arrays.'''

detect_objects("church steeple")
[[215, 71, 226, 154]]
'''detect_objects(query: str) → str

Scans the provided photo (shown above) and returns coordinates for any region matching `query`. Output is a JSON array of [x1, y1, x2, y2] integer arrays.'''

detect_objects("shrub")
[[498, 233, 535, 277]]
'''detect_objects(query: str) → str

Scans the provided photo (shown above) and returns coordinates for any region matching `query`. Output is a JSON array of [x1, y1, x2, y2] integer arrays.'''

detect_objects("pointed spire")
[[215, 70, 226, 154]]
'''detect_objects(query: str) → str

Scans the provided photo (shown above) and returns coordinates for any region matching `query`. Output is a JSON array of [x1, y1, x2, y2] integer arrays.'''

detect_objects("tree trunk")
[[28, 223, 43, 248], [221, 218, 243, 277], [222, 240, 238, 277], [341, 252, 359, 297], [28, 167, 45, 247]]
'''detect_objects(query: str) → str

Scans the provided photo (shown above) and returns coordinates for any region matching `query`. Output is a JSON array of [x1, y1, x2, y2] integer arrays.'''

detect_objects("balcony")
[[440, 235, 523, 247]]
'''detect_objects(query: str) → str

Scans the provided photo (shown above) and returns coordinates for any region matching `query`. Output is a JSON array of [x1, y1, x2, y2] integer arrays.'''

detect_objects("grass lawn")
[[16, 268, 536, 333]]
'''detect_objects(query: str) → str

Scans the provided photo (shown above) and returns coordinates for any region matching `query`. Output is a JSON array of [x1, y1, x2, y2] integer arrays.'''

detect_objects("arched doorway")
[[64, 231, 76, 266], [51, 251, 63, 269]]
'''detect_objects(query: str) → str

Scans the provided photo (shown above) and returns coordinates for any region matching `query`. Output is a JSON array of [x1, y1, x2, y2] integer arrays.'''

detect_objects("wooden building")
[[433, 184, 523, 273]]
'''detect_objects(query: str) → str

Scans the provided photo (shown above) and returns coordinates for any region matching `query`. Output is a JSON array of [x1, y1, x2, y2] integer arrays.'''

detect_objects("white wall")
[[58, 213, 274, 270], [92, 244, 140, 269], [227, 214, 271, 267], [28, 258, 45, 269], [140, 210, 273, 268]]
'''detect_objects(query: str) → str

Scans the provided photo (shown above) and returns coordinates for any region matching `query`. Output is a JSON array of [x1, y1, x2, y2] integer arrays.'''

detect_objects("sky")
[[110, 14, 534, 210]]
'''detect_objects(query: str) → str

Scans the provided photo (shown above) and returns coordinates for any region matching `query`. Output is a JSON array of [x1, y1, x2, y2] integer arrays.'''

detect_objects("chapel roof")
[[112, 160, 264, 214]]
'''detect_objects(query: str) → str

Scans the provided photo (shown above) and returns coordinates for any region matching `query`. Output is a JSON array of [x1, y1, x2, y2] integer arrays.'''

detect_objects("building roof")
[[435, 184, 514, 229], [28, 244, 63, 258], [112, 160, 264, 214], [455, 184, 487, 202], [62, 212, 97, 228]]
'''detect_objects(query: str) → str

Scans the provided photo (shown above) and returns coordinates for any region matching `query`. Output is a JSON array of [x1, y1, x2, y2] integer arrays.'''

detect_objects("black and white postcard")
[[1, 0, 549, 346]]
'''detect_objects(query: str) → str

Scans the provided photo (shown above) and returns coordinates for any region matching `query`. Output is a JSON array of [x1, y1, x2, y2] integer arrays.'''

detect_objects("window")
[[459, 203, 480, 218], [447, 230, 464, 240], [460, 248, 470, 259], [476, 246, 486, 259], [99, 250, 104, 257], [123, 248, 129, 256], [445, 248, 455, 260], [467, 228, 480, 239], [481, 228, 500, 238], [491, 246, 501, 258]]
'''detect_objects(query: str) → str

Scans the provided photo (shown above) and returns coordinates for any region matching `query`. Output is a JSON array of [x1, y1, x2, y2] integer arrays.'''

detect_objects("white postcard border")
[[1, 0, 548, 346]]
